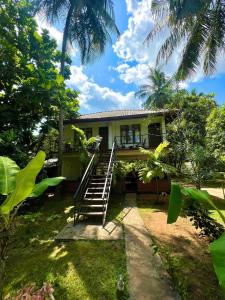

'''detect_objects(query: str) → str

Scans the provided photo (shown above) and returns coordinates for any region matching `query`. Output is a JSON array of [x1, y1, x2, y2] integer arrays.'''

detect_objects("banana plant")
[[167, 184, 225, 292], [0, 151, 65, 299]]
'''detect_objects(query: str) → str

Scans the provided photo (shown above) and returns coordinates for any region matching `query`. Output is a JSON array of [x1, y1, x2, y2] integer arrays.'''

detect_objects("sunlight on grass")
[[4, 195, 128, 299], [64, 205, 74, 214], [49, 245, 68, 260]]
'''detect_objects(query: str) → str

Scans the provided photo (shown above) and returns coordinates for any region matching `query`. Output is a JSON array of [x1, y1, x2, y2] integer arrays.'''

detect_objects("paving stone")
[[124, 193, 180, 300], [55, 221, 123, 241]]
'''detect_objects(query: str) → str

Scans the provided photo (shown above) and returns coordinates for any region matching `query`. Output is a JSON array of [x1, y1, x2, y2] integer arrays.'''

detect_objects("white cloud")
[[66, 66, 140, 110], [114, 0, 225, 87], [35, 16, 63, 45], [115, 63, 150, 85], [35, 16, 77, 57]]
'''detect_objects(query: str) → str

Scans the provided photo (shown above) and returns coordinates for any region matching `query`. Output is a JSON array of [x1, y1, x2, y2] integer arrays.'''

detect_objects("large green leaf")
[[210, 232, 225, 291], [0, 151, 46, 215], [29, 177, 65, 198], [167, 184, 183, 224], [0, 157, 20, 195]]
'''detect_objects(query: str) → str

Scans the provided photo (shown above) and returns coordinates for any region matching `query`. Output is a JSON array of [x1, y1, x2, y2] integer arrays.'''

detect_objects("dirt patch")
[[139, 203, 224, 300]]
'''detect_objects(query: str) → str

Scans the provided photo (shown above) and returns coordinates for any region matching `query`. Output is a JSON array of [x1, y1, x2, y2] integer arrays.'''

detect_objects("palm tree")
[[135, 67, 174, 109], [36, 0, 119, 174], [146, 0, 225, 80]]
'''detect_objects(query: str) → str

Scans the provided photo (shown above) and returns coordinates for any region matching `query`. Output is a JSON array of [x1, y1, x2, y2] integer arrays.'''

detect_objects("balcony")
[[114, 133, 163, 150]]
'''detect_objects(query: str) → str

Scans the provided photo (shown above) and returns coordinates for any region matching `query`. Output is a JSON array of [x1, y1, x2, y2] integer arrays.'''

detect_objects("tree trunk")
[[58, 4, 74, 176]]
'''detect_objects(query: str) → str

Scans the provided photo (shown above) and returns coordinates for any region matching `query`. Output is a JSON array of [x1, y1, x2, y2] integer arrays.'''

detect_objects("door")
[[148, 123, 162, 148], [99, 127, 109, 152]]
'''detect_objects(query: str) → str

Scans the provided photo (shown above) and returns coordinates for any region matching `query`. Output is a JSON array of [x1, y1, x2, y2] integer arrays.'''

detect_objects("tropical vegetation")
[[168, 184, 225, 293], [36, 0, 119, 174], [0, 0, 79, 165], [135, 67, 174, 108], [147, 0, 225, 79], [0, 151, 64, 299]]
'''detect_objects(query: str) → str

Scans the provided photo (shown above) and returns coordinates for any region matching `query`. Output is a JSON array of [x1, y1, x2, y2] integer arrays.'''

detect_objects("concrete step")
[[78, 212, 104, 216], [83, 198, 106, 201], [80, 204, 105, 208]]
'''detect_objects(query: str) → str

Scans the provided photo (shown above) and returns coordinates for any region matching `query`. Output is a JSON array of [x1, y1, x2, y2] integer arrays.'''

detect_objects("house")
[[62, 109, 175, 181]]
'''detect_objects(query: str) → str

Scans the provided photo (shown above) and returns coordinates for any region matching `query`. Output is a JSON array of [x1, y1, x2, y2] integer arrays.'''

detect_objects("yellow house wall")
[[63, 115, 166, 180]]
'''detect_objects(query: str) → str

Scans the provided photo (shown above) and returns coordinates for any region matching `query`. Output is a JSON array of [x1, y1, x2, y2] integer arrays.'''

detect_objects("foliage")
[[138, 141, 176, 183], [147, 0, 225, 79], [135, 67, 174, 108], [167, 184, 225, 292], [0, 151, 64, 299], [166, 90, 216, 171], [113, 161, 134, 181], [186, 145, 216, 189], [36, 0, 119, 65], [71, 126, 97, 167], [36, 0, 119, 175], [0, 0, 79, 164], [206, 104, 225, 158], [183, 200, 224, 241]]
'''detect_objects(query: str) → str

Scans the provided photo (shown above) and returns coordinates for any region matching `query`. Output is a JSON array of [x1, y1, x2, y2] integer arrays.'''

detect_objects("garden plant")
[[0, 151, 64, 299], [168, 184, 225, 293]]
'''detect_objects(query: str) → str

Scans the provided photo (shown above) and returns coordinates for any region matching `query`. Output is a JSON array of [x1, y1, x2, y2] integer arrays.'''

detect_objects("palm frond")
[[203, 3, 225, 74], [154, 141, 170, 159]]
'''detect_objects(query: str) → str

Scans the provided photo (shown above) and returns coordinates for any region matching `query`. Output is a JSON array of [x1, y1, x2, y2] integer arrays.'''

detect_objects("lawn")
[[4, 194, 128, 300], [137, 194, 225, 300]]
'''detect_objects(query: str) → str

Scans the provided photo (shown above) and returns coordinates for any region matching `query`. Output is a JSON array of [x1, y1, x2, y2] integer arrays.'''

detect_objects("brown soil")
[[139, 203, 225, 300]]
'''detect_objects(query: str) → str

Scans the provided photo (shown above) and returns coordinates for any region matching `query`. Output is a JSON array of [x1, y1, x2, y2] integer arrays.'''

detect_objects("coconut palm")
[[36, 0, 119, 174], [135, 67, 174, 109], [146, 0, 225, 80]]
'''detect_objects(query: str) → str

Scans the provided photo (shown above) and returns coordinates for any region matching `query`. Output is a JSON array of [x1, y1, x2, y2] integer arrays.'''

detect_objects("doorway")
[[99, 127, 109, 152], [148, 123, 162, 148]]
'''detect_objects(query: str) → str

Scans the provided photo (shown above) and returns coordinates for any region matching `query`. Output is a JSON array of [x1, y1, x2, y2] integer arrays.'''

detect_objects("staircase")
[[73, 142, 116, 227]]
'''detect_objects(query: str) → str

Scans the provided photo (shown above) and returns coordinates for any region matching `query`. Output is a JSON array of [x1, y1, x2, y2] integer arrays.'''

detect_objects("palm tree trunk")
[[58, 4, 74, 175]]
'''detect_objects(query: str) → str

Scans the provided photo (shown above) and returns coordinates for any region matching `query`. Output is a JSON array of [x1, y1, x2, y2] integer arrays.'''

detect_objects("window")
[[81, 128, 93, 140], [120, 124, 141, 144]]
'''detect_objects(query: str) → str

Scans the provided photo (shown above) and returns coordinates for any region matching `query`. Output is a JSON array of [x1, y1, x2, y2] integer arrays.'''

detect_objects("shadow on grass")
[[4, 193, 128, 300]]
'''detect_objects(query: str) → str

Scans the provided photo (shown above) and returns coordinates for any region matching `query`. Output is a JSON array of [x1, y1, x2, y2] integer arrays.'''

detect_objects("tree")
[[166, 90, 216, 171], [135, 67, 174, 108], [147, 0, 225, 79], [36, 0, 119, 175], [206, 104, 225, 158], [186, 145, 216, 189], [0, 0, 79, 164]]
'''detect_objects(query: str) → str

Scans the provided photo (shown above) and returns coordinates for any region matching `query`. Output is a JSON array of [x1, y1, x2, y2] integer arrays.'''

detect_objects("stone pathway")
[[123, 193, 179, 300], [55, 221, 123, 241]]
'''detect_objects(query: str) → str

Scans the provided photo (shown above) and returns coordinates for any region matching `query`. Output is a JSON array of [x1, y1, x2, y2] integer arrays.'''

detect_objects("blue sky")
[[37, 0, 225, 114]]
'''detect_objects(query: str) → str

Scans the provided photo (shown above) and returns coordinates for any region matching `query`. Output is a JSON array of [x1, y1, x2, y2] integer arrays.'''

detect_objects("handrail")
[[102, 141, 115, 201], [73, 138, 102, 225], [73, 153, 95, 201]]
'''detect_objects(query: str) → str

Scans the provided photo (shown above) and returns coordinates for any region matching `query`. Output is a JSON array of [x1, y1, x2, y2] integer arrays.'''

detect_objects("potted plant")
[[136, 141, 176, 199]]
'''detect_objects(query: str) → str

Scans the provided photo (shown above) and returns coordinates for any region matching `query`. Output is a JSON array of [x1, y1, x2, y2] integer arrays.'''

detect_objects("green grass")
[[4, 194, 128, 299]]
